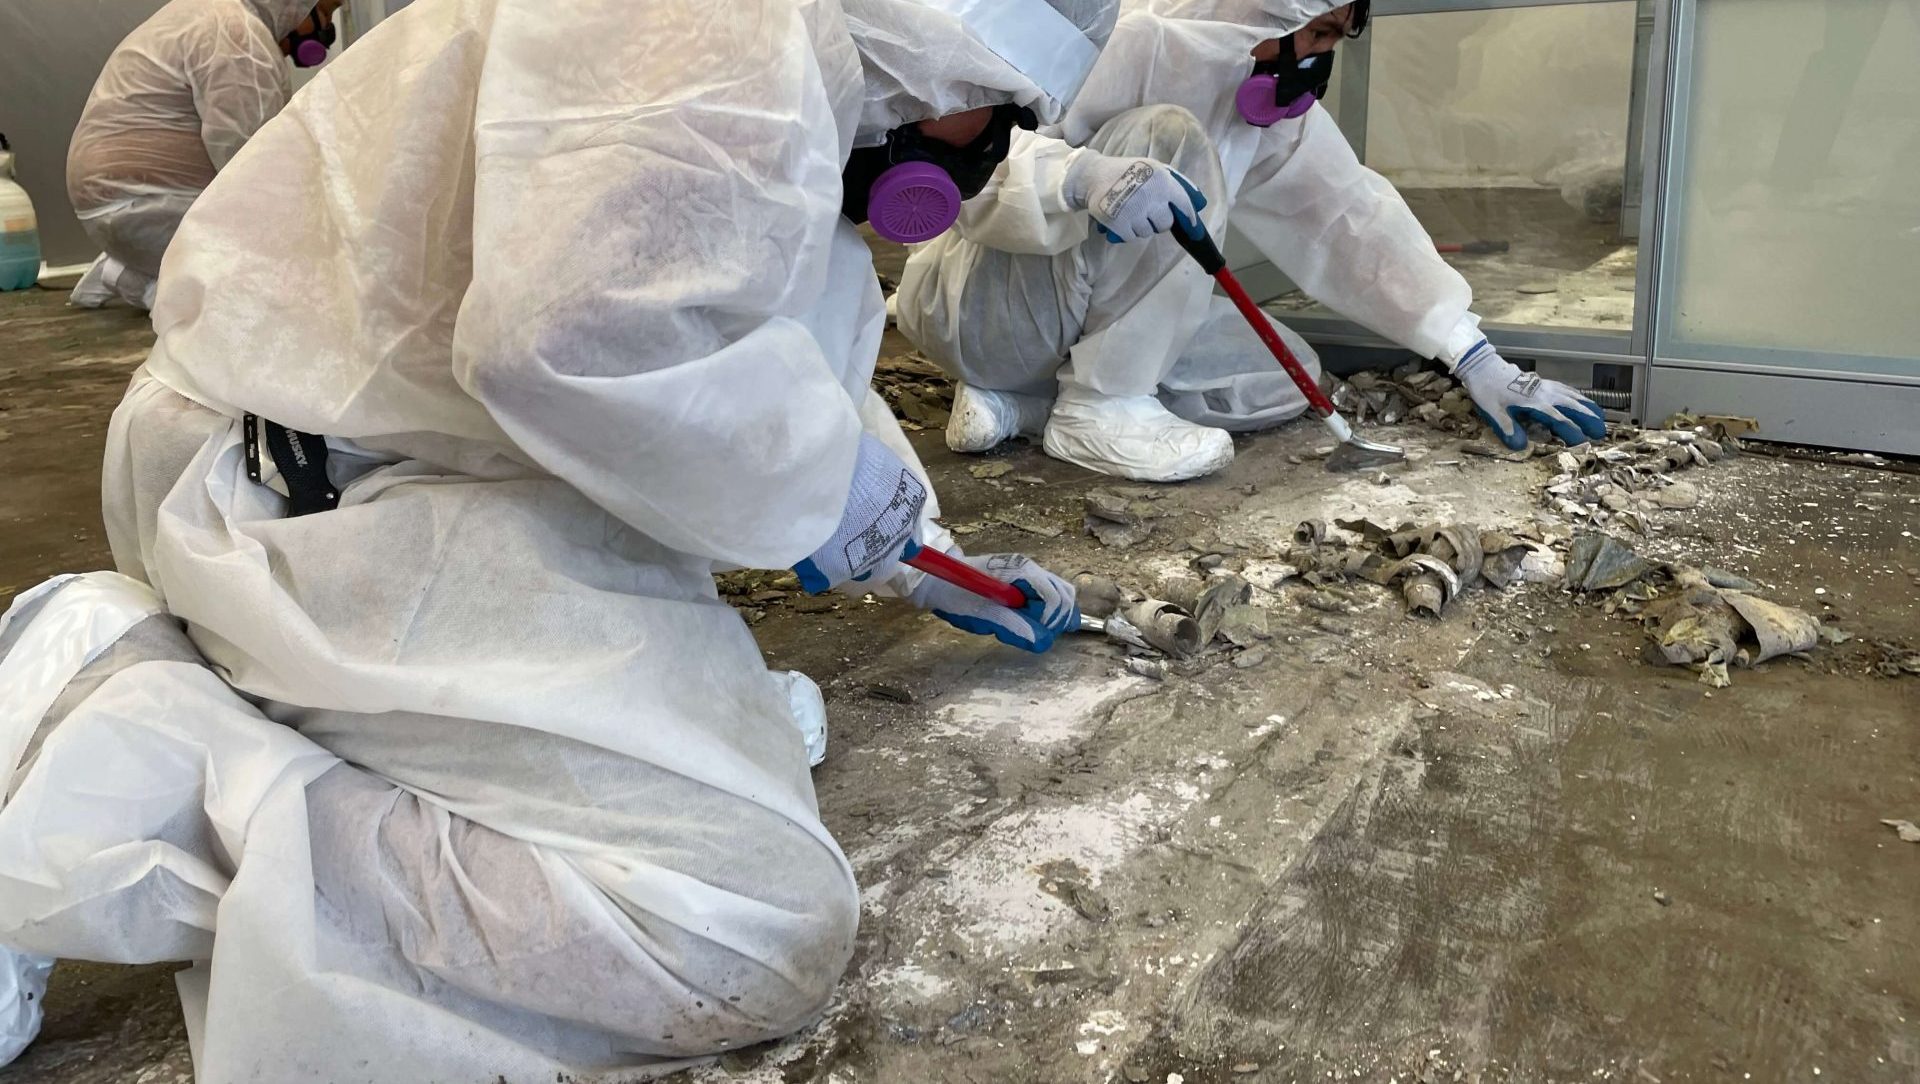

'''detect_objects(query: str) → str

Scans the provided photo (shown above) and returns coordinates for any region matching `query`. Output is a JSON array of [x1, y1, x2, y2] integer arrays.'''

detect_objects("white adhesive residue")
[[869, 963, 953, 1005], [1075, 1009, 1127, 1055], [927, 672, 1149, 748], [932, 793, 1169, 952], [1246, 713, 1286, 740]]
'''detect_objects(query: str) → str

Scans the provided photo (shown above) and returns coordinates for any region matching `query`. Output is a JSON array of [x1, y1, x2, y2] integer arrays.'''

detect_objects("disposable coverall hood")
[[843, 0, 1121, 140], [245, 0, 318, 40], [1056, 0, 1335, 142]]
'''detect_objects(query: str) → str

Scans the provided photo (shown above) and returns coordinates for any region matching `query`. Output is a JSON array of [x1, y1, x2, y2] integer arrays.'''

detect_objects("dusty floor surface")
[[2, 281, 1917, 1084]]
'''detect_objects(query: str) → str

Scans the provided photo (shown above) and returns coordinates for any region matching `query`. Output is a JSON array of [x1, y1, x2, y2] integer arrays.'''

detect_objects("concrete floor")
[[2, 284, 1917, 1083]]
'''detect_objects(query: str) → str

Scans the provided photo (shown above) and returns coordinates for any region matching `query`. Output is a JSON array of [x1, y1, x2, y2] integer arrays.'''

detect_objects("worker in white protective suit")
[[65, 0, 345, 310], [0, 0, 1151, 1078], [897, 0, 1609, 482]]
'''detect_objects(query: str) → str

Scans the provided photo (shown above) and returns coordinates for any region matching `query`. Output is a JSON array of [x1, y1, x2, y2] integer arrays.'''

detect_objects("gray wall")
[[0, 0, 170, 267]]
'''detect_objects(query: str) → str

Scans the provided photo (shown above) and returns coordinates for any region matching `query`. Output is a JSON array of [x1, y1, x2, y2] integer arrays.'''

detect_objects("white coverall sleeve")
[[453, 0, 864, 570], [952, 131, 1096, 255], [190, 9, 294, 171], [1232, 106, 1477, 362]]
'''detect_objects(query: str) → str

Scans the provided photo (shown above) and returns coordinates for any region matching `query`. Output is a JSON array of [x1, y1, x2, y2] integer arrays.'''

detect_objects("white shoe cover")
[[66, 255, 154, 312], [0, 947, 52, 1067], [1042, 384, 1234, 482], [67, 255, 114, 309], [775, 670, 828, 767], [944, 382, 1051, 454]]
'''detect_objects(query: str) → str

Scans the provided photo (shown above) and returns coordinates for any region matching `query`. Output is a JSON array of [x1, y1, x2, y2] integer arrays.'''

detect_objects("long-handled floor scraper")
[[1167, 220, 1405, 473]]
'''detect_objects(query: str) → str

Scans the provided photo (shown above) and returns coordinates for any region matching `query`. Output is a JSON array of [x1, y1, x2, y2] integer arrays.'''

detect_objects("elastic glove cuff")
[[1442, 313, 1487, 369], [1058, 147, 1103, 212]]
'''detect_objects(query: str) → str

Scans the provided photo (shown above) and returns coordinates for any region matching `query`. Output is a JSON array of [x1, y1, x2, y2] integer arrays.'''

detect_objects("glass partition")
[[1657, 0, 1920, 377], [1264, 1, 1643, 336]]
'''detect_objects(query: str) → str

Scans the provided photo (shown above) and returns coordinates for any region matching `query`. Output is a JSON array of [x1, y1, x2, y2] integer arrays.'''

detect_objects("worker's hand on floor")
[[1453, 341, 1609, 450], [1062, 151, 1208, 243], [794, 434, 928, 593], [909, 551, 1080, 654]]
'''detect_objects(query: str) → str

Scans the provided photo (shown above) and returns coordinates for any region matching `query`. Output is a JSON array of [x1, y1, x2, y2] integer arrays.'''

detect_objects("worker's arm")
[[1234, 107, 1604, 447], [953, 131, 1205, 254], [190, 10, 294, 171], [949, 130, 1097, 254], [847, 389, 1078, 649], [1231, 105, 1483, 365], [454, 0, 864, 569]]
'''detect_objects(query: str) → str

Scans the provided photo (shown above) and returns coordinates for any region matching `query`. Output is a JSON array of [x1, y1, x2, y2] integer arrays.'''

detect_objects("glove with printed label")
[[1063, 151, 1208, 244], [1454, 340, 1609, 450], [793, 434, 927, 593]]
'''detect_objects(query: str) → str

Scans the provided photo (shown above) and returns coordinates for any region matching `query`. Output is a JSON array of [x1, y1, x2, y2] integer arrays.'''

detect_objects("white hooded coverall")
[[66, 0, 316, 309], [898, 0, 1486, 445], [0, 0, 1113, 1078]]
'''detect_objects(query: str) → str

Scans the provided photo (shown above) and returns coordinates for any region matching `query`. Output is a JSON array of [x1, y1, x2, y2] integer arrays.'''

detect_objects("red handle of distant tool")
[[904, 547, 1030, 610], [1170, 220, 1340, 419], [1435, 239, 1510, 255]]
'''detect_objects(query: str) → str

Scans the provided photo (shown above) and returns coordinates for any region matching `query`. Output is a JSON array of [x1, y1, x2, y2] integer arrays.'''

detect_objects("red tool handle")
[[905, 548, 1029, 610], [1171, 227, 1339, 419]]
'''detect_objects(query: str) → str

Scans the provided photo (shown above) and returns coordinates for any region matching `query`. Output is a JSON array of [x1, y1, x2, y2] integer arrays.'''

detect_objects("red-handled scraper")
[[1168, 221, 1405, 473], [904, 547, 1029, 609], [906, 548, 1175, 640]]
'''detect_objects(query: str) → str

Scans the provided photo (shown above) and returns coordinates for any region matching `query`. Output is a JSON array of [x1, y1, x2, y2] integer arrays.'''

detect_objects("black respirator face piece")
[[288, 6, 337, 68], [842, 103, 1038, 243], [1236, 38, 1336, 127]]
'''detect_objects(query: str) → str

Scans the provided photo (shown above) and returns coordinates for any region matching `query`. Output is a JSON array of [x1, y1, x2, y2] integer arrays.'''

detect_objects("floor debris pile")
[[918, 406, 1861, 698], [1083, 487, 1170, 549], [1066, 568, 1260, 677], [1867, 642, 1920, 678], [1285, 515, 1564, 619], [1323, 359, 1479, 435], [1539, 426, 1737, 533], [716, 567, 810, 623], [1584, 556, 1826, 687], [872, 350, 954, 431], [1522, 424, 1858, 686]]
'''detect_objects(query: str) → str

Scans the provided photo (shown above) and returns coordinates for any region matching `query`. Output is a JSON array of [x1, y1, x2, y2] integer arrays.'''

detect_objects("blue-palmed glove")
[[1062, 151, 1209, 244], [793, 434, 927, 593], [908, 551, 1080, 654], [1454, 340, 1609, 450]]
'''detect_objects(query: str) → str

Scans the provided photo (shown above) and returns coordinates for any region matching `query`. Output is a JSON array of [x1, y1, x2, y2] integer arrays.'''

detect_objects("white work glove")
[[908, 551, 1080, 654], [793, 434, 927, 593], [1454, 340, 1609, 450], [1062, 151, 1208, 243]]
